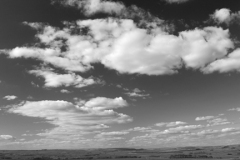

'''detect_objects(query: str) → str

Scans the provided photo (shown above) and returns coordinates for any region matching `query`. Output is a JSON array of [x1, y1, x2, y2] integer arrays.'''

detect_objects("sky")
[[1, 0, 240, 149]]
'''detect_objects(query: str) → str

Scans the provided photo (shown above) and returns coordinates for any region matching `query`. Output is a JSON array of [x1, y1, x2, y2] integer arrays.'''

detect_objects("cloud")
[[2, 19, 234, 76], [162, 0, 190, 4], [56, 0, 165, 28], [29, 69, 100, 88], [125, 88, 150, 99], [155, 121, 187, 127], [3, 95, 18, 100], [0, 135, 15, 140], [195, 115, 230, 126], [229, 108, 240, 111], [203, 48, 240, 73], [207, 118, 230, 126], [57, 0, 125, 16], [164, 125, 203, 133], [212, 8, 240, 25], [195, 116, 215, 121], [8, 97, 132, 139], [60, 89, 71, 93]]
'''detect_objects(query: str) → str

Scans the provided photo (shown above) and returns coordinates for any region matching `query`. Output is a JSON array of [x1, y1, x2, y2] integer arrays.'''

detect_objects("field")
[[0, 144, 240, 160]]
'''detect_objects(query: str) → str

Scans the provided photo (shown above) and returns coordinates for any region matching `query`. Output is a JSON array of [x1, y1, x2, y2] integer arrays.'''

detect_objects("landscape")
[[0, 145, 240, 160], [1, 0, 240, 157]]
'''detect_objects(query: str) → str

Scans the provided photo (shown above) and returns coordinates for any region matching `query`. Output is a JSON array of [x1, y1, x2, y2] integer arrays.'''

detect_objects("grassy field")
[[0, 144, 240, 160]]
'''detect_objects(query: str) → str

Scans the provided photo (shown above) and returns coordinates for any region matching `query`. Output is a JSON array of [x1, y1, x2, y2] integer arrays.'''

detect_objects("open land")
[[0, 144, 240, 160]]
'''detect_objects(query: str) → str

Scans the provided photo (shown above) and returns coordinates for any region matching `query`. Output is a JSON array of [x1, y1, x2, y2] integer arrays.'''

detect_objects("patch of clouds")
[[29, 68, 101, 88], [7, 97, 132, 140], [203, 49, 240, 73], [55, 0, 165, 28], [60, 89, 71, 93], [155, 121, 187, 127], [0, 135, 15, 140], [3, 95, 18, 100], [207, 118, 230, 127], [2, 19, 235, 76], [211, 8, 240, 25], [125, 88, 150, 99], [229, 108, 240, 111], [56, 0, 125, 16], [195, 116, 215, 121]]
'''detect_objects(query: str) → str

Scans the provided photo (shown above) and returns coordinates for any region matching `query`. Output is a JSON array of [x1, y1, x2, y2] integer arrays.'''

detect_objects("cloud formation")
[[203, 49, 240, 73], [8, 97, 132, 139], [155, 121, 187, 127], [212, 8, 240, 25], [125, 88, 150, 99], [3, 20, 234, 76], [29, 69, 100, 88], [0, 135, 15, 140], [57, 0, 125, 16], [195, 116, 215, 121], [3, 95, 18, 100]]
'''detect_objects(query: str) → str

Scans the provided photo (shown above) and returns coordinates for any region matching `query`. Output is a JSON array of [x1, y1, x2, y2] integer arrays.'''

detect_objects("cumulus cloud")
[[8, 97, 132, 139], [125, 88, 150, 99], [29, 69, 100, 88], [2, 18, 235, 76], [195, 116, 215, 121], [164, 125, 203, 133], [155, 121, 187, 127], [203, 48, 240, 73], [60, 89, 71, 93], [57, 0, 125, 16], [56, 0, 164, 28], [0, 135, 15, 140], [3, 95, 18, 100], [212, 8, 240, 25]]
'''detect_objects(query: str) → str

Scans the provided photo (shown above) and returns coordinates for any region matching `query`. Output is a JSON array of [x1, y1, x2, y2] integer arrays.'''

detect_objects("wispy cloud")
[[8, 97, 132, 140], [3, 95, 18, 100], [155, 121, 187, 127]]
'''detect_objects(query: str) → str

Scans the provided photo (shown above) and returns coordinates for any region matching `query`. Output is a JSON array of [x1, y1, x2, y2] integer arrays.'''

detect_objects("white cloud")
[[8, 97, 132, 139], [162, 0, 190, 4], [3, 95, 18, 100], [56, 0, 164, 28], [195, 116, 215, 121], [29, 69, 99, 88], [212, 8, 240, 25], [155, 121, 187, 127], [207, 118, 230, 126], [165, 125, 203, 133], [60, 89, 71, 93], [203, 48, 240, 73], [57, 0, 125, 16], [212, 8, 231, 24], [229, 108, 240, 111], [0, 135, 15, 140], [125, 88, 150, 99], [2, 19, 234, 76], [95, 131, 129, 138]]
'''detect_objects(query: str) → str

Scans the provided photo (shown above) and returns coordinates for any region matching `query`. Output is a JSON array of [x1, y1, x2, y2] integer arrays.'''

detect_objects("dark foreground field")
[[0, 144, 240, 160]]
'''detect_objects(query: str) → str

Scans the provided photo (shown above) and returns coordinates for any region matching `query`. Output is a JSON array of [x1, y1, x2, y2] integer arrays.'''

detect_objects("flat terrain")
[[0, 144, 240, 160]]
